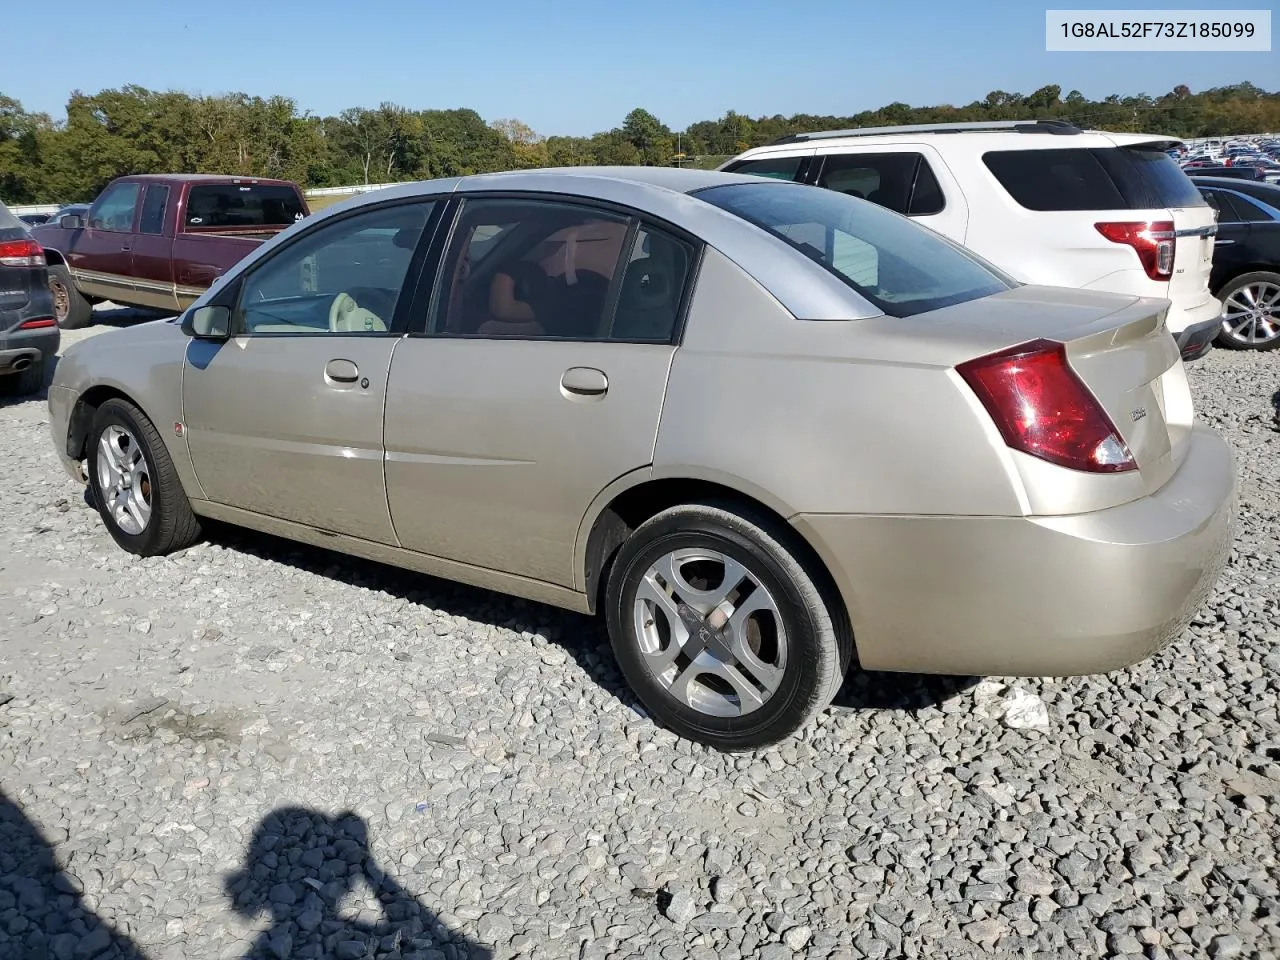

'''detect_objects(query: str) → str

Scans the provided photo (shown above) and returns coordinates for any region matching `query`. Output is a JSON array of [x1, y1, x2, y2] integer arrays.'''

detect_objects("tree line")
[[1, 81, 1276, 204]]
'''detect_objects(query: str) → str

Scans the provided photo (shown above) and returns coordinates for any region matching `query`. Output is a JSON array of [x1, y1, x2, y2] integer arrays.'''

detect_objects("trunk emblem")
[[1131, 407, 1148, 423]]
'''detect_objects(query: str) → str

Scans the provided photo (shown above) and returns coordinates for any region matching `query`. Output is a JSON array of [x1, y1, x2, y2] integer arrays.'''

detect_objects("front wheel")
[[1214, 271, 1280, 350], [88, 398, 202, 556], [604, 502, 848, 751]]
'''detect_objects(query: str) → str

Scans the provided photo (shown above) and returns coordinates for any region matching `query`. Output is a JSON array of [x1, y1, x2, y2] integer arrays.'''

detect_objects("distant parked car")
[[31, 175, 309, 329], [721, 120, 1222, 361], [0, 200, 58, 396], [1191, 176, 1280, 350], [47, 168, 1235, 748]]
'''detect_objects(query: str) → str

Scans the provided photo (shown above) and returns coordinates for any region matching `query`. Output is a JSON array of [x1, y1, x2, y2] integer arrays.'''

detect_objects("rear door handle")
[[1214, 239, 1235, 245], [561, 366, 608, 398], [325, 358, 360, 383]]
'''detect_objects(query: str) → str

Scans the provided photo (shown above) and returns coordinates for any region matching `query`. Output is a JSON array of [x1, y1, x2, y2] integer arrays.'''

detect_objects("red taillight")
[[1095, 220, 1175, 281], [956, 339, 1136, 474], [19, 318, 56, 329], [0, 238, 45, 268]]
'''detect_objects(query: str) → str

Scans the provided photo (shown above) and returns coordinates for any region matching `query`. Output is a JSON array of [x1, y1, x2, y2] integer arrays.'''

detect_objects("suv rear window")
[[696, 181, 1012, 318], [184, 184, 306, 229], [983, 146, 1207, 211]]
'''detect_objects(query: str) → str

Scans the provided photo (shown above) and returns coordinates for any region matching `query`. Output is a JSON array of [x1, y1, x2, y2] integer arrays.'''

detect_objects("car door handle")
[[561, 366, 608, 397], [325, 359, 360, 383], [1214, 239, 1235, 245]]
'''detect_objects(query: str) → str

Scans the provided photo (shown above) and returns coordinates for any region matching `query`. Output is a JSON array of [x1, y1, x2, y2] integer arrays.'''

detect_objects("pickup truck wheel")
[[48, 264, 94, 330]]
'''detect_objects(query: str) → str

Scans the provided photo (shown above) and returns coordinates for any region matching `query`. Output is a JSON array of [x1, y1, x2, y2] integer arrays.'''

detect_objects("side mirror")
[[182, 304, 232, 340], [59, 215, 84, 229]]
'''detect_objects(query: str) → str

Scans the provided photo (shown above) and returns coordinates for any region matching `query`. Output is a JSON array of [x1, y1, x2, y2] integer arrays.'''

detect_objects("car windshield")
[[695, 181, 1013, 317]]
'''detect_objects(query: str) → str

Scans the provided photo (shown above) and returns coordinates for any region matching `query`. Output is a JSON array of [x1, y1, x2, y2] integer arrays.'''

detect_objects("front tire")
[[88, 398, 202, 556], [604, 502, 847, 751], [1214, 271, 1280, 350], [48, 264, 94, 330]]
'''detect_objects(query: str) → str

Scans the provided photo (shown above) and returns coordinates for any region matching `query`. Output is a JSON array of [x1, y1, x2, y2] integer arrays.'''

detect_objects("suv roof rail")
[[767, 119, 1084, 146]]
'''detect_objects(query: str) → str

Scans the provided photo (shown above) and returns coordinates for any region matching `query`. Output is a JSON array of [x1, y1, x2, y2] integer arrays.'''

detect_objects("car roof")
[[114, 173, 300, 186], [1190, 176, 1280, 201], [730, 126, 1179, 160]]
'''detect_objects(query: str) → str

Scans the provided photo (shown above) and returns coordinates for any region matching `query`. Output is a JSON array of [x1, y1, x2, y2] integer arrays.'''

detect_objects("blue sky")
[[5, 0, 1273, 136]]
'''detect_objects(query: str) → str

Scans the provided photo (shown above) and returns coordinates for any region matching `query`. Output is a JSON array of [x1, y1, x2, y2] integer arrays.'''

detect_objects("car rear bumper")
[[0, 325, 59, 375], [792, 424, 1236, 676], [1174, 315, 1221, 362]]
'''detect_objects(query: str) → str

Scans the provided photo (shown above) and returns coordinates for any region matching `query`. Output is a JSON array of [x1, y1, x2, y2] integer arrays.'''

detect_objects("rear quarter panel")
[[651, 247, 1025, 518]]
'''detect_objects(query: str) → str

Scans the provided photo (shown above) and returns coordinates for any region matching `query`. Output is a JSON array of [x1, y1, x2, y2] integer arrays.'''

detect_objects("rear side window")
[[817, 153, 945, 216], [723, 156, 805, 181], [984, 147, 1207, 211], [185, 184, 306, 229], [139, 185, 169, 235], [0, 201, 23, 231], [696, 181, 1011, 318]]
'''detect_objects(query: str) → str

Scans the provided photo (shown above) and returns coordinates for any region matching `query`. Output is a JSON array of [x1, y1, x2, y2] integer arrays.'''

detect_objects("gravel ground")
[[2, 308, 1279, 960]]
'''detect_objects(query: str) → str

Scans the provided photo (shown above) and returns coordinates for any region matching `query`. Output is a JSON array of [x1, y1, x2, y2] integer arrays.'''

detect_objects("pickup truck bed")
[[32, 174, 309, 328]]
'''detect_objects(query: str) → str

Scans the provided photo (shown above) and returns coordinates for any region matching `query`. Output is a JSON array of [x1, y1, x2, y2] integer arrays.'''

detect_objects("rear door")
[[383, 195, 696, 588], [128, 183, 178, 311]]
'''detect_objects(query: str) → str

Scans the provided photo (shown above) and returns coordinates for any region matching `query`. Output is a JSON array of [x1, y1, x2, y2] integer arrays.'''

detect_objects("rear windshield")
[[696, 181, 1012, 317], [184, 184, 306, 229], [983, 146, 1208, 211]]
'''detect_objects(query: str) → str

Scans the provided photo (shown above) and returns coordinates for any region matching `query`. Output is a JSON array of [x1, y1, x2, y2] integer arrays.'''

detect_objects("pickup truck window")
[[139, 185, 170, 235], [89, 182, 141, 232], [185, 184, 306, 230]]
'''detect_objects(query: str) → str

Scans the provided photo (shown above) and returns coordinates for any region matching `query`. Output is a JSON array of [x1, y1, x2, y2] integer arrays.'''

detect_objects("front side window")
[[236, 202, 434, 335], [696, 181, 1011, 318], [89, 182, 141, 232], [433, 198, 632, 339]]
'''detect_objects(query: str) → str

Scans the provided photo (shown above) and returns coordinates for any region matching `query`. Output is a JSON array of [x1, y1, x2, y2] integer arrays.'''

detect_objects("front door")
[[181, 199, 440, 543], [70, 180, 142, 302], [384, 196, 696, 587]]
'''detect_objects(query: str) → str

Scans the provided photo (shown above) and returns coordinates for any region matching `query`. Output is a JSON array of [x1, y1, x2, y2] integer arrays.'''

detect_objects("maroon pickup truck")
[[32, 174, 309, 328]]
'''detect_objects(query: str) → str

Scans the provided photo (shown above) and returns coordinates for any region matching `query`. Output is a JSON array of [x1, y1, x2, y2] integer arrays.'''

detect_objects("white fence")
[[7, 180, 418, 217]]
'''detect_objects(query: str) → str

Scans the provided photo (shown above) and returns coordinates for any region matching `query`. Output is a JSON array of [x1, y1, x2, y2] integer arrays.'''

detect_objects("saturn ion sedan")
[[46, 167, 1236, 749]]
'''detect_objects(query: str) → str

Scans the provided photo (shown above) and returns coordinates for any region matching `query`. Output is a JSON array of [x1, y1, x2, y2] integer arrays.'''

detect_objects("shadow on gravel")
[[1271, 388, 1279, 430], [208, 524, 979, 723], [228, 807, 493, 960], [832, 669, 981, 712], [0, 354, 58, 409], [0, 787, 148, 959], [207, 524, 637, 707]]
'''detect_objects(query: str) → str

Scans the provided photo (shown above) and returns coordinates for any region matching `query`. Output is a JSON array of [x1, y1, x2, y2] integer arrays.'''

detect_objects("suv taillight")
[[0, 238, 45, 267], [956, 339, 1136, 474], [1095, 220, 1175, 281]]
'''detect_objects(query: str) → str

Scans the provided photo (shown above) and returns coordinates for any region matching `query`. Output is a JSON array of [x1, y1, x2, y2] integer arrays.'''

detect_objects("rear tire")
[[48, 264, 94, 330], [88, 398, 202, 556], [1213, 271, 1280, 350], [604, 501, 848, 751]]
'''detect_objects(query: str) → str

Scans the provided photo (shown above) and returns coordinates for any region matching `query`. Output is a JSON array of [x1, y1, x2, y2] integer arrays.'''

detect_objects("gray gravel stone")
[[663, 890, 696, 925], [1, 329, 1278, 960]]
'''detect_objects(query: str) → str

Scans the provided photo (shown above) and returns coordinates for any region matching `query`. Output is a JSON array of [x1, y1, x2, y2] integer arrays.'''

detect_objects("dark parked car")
[[1191, 177, 1280, 350], [0, 200, 58, 395], [18, 212, 53, 227]]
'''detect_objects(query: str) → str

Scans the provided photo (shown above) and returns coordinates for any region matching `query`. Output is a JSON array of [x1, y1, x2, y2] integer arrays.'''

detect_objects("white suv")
[[720, 120, 1221, 359]]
